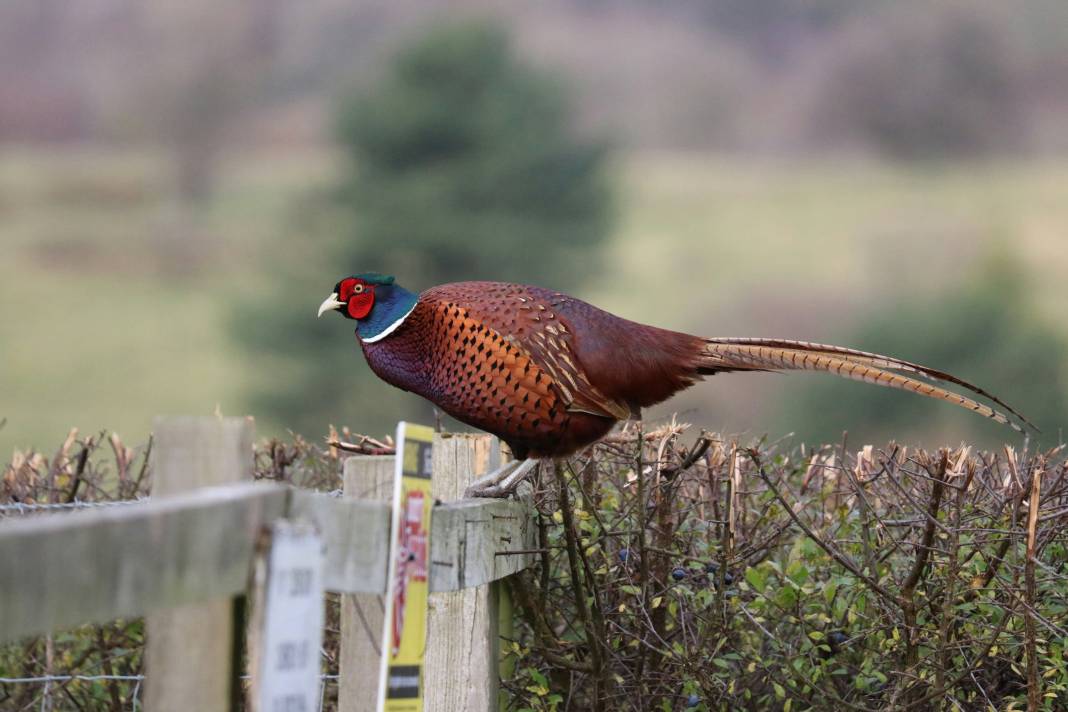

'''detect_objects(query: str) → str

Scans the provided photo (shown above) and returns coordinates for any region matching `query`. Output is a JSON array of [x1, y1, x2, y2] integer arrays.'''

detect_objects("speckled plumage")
[[324, 278, 1031, 459], [359, 282, 704, 457]]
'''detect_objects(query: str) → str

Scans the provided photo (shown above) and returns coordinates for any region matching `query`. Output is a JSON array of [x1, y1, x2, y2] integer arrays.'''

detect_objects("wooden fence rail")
[[0, 417, 536, 712]]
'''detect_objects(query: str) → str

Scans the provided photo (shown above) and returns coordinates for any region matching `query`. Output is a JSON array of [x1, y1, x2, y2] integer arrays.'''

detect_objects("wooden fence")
[[0, 416, 536, 711]]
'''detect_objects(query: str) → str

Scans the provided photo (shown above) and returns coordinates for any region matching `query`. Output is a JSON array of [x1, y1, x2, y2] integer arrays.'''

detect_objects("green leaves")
[[745, 566, 767, 593], [500, 435, 1068, 711], [785, 560, 809, 588]]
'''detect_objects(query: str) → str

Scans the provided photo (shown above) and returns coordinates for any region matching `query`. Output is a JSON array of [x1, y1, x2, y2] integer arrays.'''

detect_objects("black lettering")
[[276, 641, 309, 671]]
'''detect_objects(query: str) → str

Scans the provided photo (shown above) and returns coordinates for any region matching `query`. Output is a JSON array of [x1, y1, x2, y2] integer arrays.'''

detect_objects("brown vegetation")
[[3, 424, 1067, 709], [507, 424, 1068, 709]]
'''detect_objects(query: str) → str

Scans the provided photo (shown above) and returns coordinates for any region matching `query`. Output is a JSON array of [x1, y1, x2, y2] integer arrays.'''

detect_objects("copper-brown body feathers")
[[357, 281, 1029, 457]]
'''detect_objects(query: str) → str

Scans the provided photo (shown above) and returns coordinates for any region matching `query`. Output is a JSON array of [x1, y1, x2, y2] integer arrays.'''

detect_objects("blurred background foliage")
[[234, 20, 610, 436], [777, 249, 1068, 447], [333, 20, 610, 290], [2, 0, 1067, 453]]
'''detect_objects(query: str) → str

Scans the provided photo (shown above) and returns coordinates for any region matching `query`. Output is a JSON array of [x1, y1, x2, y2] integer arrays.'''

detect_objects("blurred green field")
[[2, 147, 1067, 455], [0, 147, 338, 455]]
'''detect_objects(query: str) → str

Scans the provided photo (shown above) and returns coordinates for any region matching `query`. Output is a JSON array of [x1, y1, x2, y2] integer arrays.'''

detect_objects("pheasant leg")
[[465, 459, 538, 498]]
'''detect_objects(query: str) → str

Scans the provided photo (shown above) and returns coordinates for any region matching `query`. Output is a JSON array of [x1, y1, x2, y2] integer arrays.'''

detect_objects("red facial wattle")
[[335, 277, 375, 320], [347, 291, 374, 319]]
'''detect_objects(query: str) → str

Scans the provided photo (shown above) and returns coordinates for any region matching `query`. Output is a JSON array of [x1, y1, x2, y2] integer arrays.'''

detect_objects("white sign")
[[253, 522, 325, 712]]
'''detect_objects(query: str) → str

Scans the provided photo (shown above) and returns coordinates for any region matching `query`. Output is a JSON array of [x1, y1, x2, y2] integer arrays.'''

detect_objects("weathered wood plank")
[[425, 433, 501, 712], [146, 415, 256, 712], [289, 489, 391, 594], [0, 481, 287, 642], [429, 498, 536, 592], [0, 480, 535, 646], [150, 416, 256, 497], [248, 522, 325, 712], [286, 491, 534, 594], [338, 455, 395, 712]]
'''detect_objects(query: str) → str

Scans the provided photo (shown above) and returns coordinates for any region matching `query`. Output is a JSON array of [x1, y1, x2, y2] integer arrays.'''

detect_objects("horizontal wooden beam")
[[0, 484, 535, 642], [288, 490, 390, 594], [286, 493, 536, 593], [0, 481, 288, 642], [429, 498, 536, 592]]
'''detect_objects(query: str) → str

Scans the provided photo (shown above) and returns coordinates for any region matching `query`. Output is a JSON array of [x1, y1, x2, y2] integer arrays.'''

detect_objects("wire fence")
[[0, 492, 345, 517], [0, 498, 150, 516], [0, 675, 145, 712], [12, 426, 1068, 709], [1, 430, 352, 712], [0, 672, 343, 712]]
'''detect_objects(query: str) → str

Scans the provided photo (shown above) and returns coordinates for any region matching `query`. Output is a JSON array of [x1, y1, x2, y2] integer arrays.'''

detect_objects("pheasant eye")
[[352, 284, 365, 294]]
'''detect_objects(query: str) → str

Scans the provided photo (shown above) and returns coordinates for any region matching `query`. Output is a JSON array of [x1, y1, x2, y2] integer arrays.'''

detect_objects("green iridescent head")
[[348, 272, 395, 286]]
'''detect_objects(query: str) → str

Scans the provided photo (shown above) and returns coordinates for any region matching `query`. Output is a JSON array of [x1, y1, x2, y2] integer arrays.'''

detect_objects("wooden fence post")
[[145, 416, 255, 712], [424, 433, 502, 711], [338, 455, 395, 712]]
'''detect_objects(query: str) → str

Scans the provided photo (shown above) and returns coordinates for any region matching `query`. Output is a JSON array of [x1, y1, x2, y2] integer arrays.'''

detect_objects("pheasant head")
[[317, 273, 418, 342]]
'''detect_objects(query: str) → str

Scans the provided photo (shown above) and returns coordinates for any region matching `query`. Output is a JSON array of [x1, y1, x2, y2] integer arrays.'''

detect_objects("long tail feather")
[[702, 338, 1034, 434]]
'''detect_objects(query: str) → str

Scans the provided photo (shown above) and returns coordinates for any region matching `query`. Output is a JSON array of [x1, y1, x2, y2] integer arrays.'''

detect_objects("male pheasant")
[[319, 273, 1030, 493]]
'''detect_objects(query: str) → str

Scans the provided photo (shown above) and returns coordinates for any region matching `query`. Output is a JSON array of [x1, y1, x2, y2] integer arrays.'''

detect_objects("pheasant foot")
[[465, 458, 538, 498]]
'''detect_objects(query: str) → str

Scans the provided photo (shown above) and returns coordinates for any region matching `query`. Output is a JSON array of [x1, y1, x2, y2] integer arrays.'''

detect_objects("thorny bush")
[[3, 423, 1068, 711], [0, 426, 364, 711], [503, 423, 1068, 712]]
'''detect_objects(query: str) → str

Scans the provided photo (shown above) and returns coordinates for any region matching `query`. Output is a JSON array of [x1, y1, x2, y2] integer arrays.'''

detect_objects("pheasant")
[[318, 273, 1031, 495]]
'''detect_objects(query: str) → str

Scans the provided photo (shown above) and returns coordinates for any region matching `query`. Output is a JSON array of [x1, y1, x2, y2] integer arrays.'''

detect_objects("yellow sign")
[[377, 423, 435, 711]]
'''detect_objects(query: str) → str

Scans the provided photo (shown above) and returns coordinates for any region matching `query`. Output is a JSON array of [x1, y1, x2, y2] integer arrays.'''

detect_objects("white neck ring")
[[360, 302, 417, 344]]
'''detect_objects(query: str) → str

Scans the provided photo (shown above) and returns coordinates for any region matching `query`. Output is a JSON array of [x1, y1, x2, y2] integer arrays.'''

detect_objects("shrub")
[[505, 425, 1068, 710], [5, 424, 1067, 710]]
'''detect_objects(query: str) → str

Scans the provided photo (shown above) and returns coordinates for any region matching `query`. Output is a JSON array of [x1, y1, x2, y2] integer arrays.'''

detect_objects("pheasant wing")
[[422, 283, 631, 420]]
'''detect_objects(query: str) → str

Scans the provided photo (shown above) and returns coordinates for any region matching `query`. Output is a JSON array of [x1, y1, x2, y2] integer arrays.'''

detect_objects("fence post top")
[[341, 453, 395, 466], [435, 432, 492, 441], [152, 414, 255, 428]]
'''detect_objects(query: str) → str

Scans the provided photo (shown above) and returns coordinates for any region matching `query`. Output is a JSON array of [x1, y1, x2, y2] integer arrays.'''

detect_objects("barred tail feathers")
[[701, 338, 1033, 434]]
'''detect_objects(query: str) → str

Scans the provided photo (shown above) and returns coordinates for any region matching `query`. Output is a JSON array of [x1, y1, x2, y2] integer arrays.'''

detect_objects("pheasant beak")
[[317, 293, 346, 318]]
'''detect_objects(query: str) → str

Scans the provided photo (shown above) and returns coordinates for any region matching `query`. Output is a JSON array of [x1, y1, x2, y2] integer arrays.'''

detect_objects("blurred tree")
[[777, 250, 1068, 447], [334, 20, 611, 289], [236, 19, 612, 438]]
